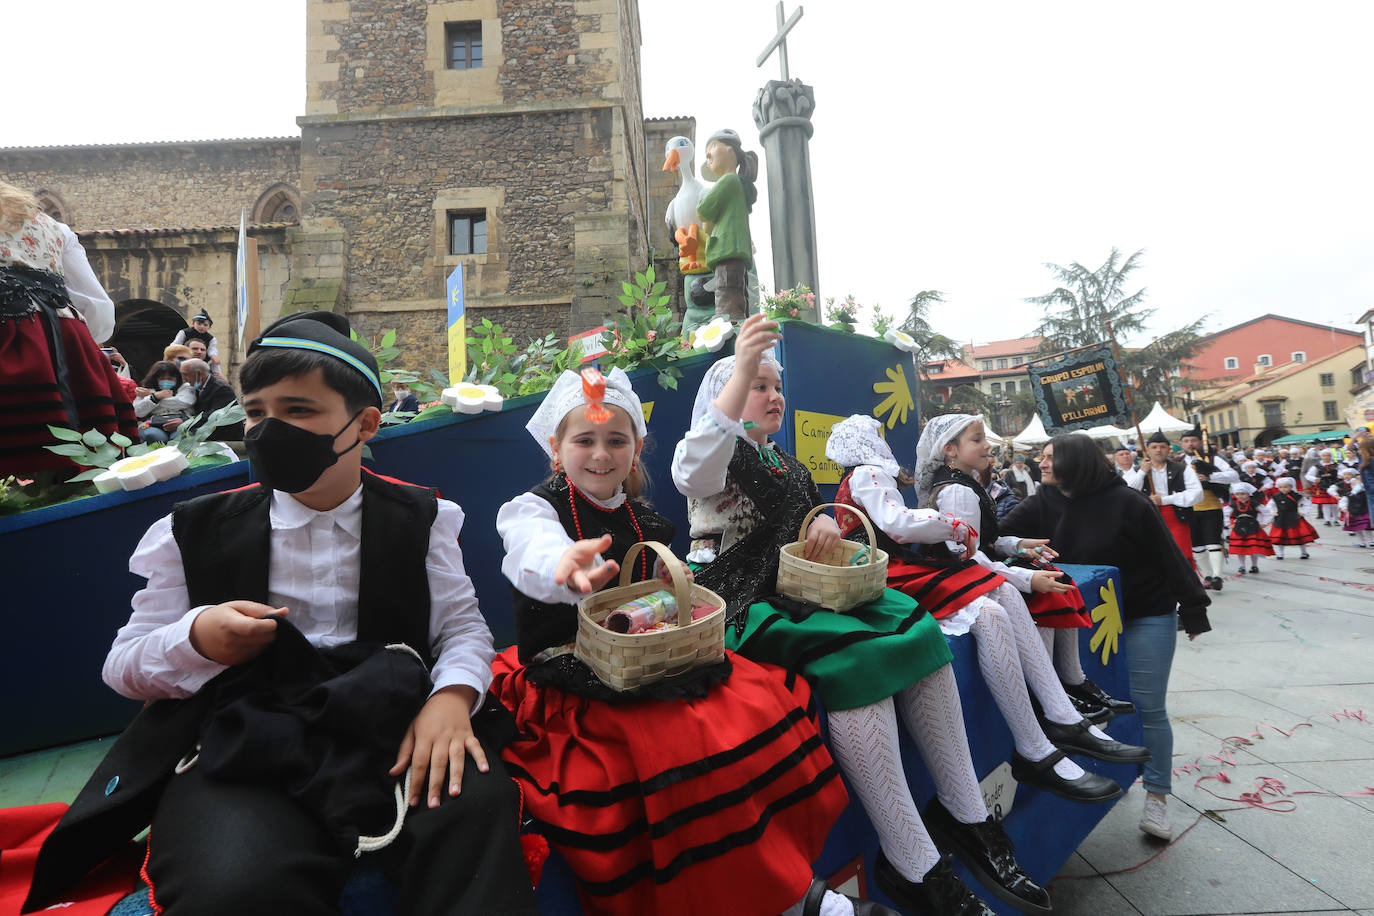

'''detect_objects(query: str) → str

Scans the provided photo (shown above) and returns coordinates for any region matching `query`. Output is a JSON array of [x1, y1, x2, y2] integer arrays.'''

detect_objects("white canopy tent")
[[1084, 423, 1135, 440], [1012, 414, 1050, 448], [1137, 401, 1193, 435]]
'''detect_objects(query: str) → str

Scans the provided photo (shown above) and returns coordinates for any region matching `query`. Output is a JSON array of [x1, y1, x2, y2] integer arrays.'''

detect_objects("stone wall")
[[0, 140, 300, 231]]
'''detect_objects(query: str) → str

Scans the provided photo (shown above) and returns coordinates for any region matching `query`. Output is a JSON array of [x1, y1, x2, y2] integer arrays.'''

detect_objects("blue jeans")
[[1123, 610, 1177, 795], [140, 427, 170, 444]]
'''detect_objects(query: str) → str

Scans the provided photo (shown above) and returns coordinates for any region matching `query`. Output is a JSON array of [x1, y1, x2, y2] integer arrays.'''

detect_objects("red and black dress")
[[1, 211, 136, 477], [1227, 498, 1274, 556], [834, 468, 1004, 618], [1268, 491, 1318, 545], [1310, 464, 1340, 506], [490, 474, 847, 916]]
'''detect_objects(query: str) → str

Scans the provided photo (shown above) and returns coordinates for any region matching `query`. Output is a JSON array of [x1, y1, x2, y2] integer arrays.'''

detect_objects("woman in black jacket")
[[1001, 433, 1210, 844]]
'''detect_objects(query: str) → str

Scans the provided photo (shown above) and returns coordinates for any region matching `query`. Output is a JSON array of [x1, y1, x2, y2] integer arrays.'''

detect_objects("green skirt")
[[726, 588, 952, 711]]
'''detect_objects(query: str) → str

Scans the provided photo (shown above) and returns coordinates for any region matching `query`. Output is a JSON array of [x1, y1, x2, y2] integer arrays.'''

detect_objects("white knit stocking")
[[1054, 627, 1087, 686], [967, 598, 1085, 781], [783, 890, 855, 916], [995, 584, 1113, 741], [1274, 544, 1284, 558], [826, 699, 941, 882], [894, 667, 988, 824]]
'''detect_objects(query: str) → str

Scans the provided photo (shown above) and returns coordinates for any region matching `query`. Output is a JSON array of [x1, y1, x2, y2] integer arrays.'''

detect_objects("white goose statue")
[[662, 136, 709, 275]]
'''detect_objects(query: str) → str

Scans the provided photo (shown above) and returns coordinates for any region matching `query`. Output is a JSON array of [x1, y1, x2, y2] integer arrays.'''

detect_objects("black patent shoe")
[[1065, 678, 1137, 717], [1011, 750, 1123, 804], [1066, 691, 1113, 725], [874, 852, 995, 916], [1041, 718, 1151, 764], [923, 800, 1053, 914], [798, 875, 902, 916]]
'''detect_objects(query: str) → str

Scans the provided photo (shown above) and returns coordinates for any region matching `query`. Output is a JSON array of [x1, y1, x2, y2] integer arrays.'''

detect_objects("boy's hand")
[[391, 685, 486, 808], [188, 601, 286, 665], [733, 313, 782, 375], [1030, 569, 1074, 594]]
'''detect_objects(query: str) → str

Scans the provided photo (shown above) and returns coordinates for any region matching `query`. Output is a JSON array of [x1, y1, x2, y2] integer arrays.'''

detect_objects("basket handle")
[[616, 541, 693, 626], [796, 503, 878, 566]]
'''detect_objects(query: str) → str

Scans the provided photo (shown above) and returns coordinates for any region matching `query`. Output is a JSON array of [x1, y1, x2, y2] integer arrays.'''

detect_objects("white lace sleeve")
[[848, 465, 958, 544], [672, 404, 748, 498]]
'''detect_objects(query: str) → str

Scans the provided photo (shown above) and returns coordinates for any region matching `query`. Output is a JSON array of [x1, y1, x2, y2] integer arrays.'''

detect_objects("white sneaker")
[[1140, 795, 1171, 840]]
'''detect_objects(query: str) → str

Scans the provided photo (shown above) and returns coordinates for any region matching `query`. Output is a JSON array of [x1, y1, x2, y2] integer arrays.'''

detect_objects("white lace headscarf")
[[1230, 481, 1256, 496], [1276, 476, 1297, 489], [689, 351, 784, 430], [914, 413, 984, 506], [525, 367, 646, 457], [825, 414, 900, 477]]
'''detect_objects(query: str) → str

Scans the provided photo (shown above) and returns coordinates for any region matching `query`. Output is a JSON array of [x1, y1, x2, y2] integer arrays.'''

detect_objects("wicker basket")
[[575, 541, 726, 692], [776, 503, 889, 612]]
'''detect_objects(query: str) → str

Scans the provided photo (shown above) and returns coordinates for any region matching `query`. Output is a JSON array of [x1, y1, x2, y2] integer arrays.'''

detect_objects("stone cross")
[[756, 2, 804, 82]]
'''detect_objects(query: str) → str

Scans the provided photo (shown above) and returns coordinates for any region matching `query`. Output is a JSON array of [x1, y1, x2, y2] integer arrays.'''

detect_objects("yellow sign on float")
[[793, 409, 847, 484], [641, 402, 654, 423]]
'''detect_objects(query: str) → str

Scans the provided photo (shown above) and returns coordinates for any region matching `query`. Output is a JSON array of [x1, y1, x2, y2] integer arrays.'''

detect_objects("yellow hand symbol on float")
[[872, 363, 915, 429], [1088, 578, 1124, 665]]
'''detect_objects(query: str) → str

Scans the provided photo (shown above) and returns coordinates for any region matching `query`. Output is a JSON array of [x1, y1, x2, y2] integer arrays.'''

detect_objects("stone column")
[[753, 78, 819, 320]]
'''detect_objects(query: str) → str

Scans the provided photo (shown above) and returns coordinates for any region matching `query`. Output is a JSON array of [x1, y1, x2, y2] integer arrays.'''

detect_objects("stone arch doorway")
[[109, 300, 187, 380], [1254, 426, 1290, 448]]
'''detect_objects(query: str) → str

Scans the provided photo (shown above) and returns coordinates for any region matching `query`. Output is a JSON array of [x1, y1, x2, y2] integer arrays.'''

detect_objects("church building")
[[0, 0, 692, 377]]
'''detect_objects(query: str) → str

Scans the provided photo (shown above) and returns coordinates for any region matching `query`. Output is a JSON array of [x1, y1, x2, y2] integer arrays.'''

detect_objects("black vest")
[[1272, 490, 1303, 527], [1135, 459, 1193, 522], [511, 475, 674, 663], [181, 327, 214, 347], [170, 470, 437, 665], [928, 466, 999, 556]]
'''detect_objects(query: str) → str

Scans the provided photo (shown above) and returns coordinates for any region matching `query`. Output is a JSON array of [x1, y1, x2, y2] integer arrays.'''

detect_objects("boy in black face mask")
[[24, 312, 535, 916]]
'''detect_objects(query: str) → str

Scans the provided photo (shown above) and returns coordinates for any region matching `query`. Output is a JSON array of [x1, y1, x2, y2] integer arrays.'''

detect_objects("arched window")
[[34, 189, 69, 224], [251, 183, 302, 223]]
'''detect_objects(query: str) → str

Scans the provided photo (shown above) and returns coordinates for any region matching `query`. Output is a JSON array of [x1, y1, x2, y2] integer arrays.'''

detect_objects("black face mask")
[[244, 410, 365, 493]]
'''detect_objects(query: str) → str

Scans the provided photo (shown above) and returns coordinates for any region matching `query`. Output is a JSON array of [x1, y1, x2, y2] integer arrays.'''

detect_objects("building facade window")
[[448, 210, 487, 255], [1257, 354, 1272, 367], [981, 360, 993, 371], [1291, 351, 1306, 363], [1323, 401, 1339, 421], [34, 190, 69, 224], [1263, 403, 1282, 427], [1319, 372, 1335, 388], [990, 382, 1002, 395], [446, 22, 483, 69], [1224, 357, 1239, 370], [1227, 409, 1235, 429], [997, 358, 1008, 369]]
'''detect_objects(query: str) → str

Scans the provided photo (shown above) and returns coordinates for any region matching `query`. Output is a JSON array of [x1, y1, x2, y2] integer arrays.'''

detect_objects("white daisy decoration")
[[883, 328, 920, 353], [442, 384, 504, 414], [102, 448, 191, 491], [692, 317, 734, 352]]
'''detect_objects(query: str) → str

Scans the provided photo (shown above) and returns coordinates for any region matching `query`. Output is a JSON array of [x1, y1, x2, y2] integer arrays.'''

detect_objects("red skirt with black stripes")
[[489, 647, 847, 916], [886, 556, 1090, 628], [1229, 529, 1275, 556], [0, 311, 137, 477]]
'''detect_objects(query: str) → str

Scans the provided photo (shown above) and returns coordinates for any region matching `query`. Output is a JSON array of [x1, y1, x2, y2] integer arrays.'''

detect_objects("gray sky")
[[6, 0, 1370, 346]]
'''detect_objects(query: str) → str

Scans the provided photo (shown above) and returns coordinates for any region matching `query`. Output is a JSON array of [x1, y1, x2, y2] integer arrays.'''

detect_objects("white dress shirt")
[[671, 403, 750, 499], [104, 485, 495, 703], [496, 487, 623, 605], [1124, 462, 1203, 507], [59, 223, 115, 344], [1185, 451, 1240, 486], [933, 483, 1034, 592]]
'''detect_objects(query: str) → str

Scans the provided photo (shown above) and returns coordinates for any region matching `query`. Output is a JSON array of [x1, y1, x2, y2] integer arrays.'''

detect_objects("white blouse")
[[104, 485, 495, 703], [845, 464, 961, 546], [672, 404, 772, 561], [1123, 462, 1203, 507], [933, 482, 1034, 593], [133, 382, 197, 419], [496, 487, 624, 605]]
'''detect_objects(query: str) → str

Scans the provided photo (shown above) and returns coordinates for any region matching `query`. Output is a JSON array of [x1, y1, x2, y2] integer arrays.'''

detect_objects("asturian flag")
[[235, 208, 249, 349]]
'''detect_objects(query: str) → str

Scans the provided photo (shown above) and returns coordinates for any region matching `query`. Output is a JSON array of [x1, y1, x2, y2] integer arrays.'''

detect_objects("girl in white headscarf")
[[1225, 481, 1275, 573], [489, 366, 864, 916], [1306, 449, 1342, 525], [830, 414, 1146, 784], [672, 316, 1044, 916]]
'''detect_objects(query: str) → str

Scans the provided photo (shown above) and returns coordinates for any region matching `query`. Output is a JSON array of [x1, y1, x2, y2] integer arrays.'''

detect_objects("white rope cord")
[[174, 743, 201, 774], [355, 770, 411, 857]]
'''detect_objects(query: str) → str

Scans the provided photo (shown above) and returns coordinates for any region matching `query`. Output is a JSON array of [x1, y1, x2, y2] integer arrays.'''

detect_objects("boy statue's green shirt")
[[696, 173, 754, 270]]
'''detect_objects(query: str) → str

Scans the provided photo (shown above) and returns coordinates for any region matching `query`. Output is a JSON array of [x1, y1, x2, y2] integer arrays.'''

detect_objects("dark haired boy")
[[25, 311, 535, 915]]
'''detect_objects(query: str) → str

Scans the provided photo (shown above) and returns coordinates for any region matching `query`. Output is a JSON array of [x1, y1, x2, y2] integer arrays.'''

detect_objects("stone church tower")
[[302, 0, 653, 364], [0, 0, 672, 375]]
